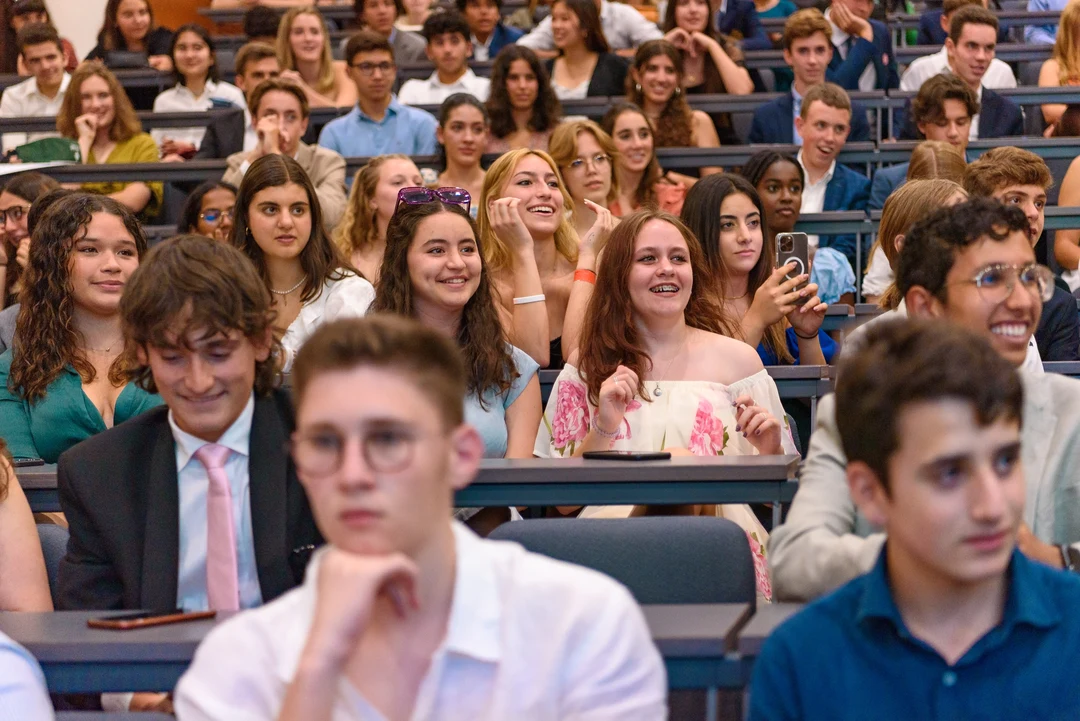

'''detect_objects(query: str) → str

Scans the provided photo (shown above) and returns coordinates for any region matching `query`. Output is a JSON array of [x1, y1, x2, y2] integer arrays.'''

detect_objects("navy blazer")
[[819, 163, 871, 273], [828, 18, 899, 91], [868, 161, 907, 210], [747, 92, 871, 144], [1036, 285, 1080, 361], [897, 87, 1023, 140], [916, 9, 1009, 45], [486, 22, 524, 59], [714, 0, 771, 50]]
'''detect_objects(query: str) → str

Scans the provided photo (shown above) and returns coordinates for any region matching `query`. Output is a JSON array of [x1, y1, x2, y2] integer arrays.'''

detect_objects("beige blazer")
[[223, 142, 347, 231]]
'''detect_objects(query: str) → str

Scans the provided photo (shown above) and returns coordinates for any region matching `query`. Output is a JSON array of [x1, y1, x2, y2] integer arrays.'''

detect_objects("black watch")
[[1060, 544, 1080, 572]]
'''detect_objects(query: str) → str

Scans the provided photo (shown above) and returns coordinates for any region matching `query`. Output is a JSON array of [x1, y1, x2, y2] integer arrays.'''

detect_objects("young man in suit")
[[768, 197, 1080, 602], [752, 317, 1080, 720], [965, 147, 1080, 362], [57, 235, 322, 615], [175, 315, 667, 720], [456, 0, 524, 61], [904, 0, 1014, 92], [795, 82, 870, 273], [748, 9, 870, 144], [824, 0, 898, 91], [899, 6, 1023, 141], [194, 42, 281, 161], [712, 0, 770, 50], [870, 73, 976, 209]]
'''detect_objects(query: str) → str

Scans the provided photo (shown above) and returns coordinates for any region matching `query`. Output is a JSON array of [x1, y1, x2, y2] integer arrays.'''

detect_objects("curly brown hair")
[[625, 40, 694, 148], [9, 193, 147, 403], [370, 202, 516, 407], [57, 62, 143, 143], [486, 45, 562, 140], [578, 208, 726, 406], [120, 234, 282, 395]]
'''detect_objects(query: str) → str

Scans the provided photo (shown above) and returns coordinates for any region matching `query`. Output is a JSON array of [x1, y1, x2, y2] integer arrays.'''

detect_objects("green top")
[[0, 350, 163, 463], [83, 133, 163, 219]]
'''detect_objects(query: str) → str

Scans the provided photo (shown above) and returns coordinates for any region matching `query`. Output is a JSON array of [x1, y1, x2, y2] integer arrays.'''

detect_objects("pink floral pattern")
[[746, 530, 773, 601], [688, 398, 729, 456], [549, 379, 589, 455], [615, 399, 643, 440]]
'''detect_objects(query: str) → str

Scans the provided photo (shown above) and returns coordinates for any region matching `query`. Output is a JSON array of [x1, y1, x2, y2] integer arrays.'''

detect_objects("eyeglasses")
[[567, 153, 610, 172], [350, 61, 395, 76], [289, 426, 421, 476], [0, 205, 29, 225], [395, 186, 472, 214], [198, 208, 233, 225], [947, 262, 1054, 304]]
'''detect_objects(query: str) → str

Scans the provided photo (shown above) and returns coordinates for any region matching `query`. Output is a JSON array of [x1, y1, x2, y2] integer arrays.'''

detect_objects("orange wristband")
[[574, 269, 597, 284]]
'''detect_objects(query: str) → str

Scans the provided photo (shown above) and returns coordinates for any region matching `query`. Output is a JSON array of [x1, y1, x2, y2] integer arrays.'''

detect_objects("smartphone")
[[582, 451, 672, 461], [12, 457, 45, 467], [776, 232, 810, 303], [87, 610, 216, 631]]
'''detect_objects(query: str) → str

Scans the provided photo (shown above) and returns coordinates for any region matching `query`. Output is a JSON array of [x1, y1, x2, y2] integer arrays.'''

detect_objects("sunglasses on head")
[[395, 187, 471, 214]]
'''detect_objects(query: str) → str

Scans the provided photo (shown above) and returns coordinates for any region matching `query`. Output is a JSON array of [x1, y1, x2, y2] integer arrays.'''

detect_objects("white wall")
[[49, 0, 109, 59]]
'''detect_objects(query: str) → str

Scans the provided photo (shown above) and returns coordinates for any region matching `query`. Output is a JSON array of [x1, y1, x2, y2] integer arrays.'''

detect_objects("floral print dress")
[[533, 365, 797, 601]]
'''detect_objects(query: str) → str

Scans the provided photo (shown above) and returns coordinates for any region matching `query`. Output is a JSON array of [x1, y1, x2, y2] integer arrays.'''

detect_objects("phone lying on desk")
[[12, 457, 45, 467], [582, 451, 671, 461], [87, 610, 216, 631]]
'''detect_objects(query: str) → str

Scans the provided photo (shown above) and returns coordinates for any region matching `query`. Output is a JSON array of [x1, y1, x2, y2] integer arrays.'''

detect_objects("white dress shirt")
[[170, 393, 263, 612], [151, 79, 248, 150], [827, 9, 876, 92], [861, 245, 893, 298], [174, 521, 668, 721], [0, 631, 53, 720], [280, 273, 375, 372], [970, 84, 983, 140], [518, 0, 663, 51], [397, 69, 491, 106], [0, 73, 70, 153], [471, 33, 494, 62], [898, 46, 1016, 93], [797, 149, 835, 250]]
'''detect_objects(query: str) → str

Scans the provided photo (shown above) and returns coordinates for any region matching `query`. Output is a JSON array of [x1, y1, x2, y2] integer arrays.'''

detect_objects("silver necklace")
[[84, 339, 122, 353], [650, 333, 690, 398], [270, 277, 306, 296]]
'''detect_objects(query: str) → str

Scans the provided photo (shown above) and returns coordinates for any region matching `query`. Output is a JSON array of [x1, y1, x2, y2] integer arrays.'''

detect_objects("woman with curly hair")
[[626, 39, 720, 180], [371, 195, 541, 459], [534, 207, 794, 600], [230, 154, 374, 372], [484, 45, 562, 153], [276, 6, 356, 109], [333, 154, 424, 283], [0, 193, 161, 463], [56, 62, 162, 219]]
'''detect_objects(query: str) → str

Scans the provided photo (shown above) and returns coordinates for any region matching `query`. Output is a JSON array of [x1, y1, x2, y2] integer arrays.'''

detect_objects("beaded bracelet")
[[591, 417, 619, 438]]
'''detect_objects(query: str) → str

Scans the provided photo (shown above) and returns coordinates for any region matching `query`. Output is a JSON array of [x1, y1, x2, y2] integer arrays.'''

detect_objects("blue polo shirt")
[[749, 548, 1080, 721], [317, 97, 438, 159]]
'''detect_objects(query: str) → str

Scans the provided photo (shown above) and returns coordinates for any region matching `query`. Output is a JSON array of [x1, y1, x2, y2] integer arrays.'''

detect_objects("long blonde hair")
[[477, 149, 578, 274], [906, 140, 967, 185], [333, 154, 413, 258], [547, 119, 621, 204], [1053, 2, 1080, 85], [277, 7, 337, 96], [874, 179, 966, 310]]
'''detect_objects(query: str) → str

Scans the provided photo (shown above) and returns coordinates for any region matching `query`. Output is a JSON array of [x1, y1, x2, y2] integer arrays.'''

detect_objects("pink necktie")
[[194, 443, 240, 611]]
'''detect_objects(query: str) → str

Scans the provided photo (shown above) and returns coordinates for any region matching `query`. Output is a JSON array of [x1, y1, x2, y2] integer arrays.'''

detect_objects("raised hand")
[[596, 364, 640, 436], [733, 394, 783, 455], [664, 27, 693, 54], [74, 113, 98, 141], [489, 197, 536, 254], [579, 199, 613, 260], [787, 284, 828, 338], [747, 263, 811, 328]]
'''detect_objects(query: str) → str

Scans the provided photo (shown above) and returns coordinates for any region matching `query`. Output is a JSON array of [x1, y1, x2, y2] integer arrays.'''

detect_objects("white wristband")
[[513, 294, 546, 305]]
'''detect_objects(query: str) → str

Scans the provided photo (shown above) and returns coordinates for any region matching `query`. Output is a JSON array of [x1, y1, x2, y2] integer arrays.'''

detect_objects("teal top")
[[0, 351, 163, 463]]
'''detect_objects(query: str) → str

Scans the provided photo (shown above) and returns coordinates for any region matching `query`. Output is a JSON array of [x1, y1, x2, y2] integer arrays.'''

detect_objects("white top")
[[1061, 267, 1080, 293], [151, 79, 248, 150], [169, 392, 263, 612], [827, 9, 876, 93], [173, 522, 668, 721], [553, 78, 590, 100], [280, 272, 375, 372], [797, 149, 835, 250], [898, 46, 1017, 93], [0, 73, 70, 153], [0, 631, 53, 720], [397, 69, 491, 106], [518, 0, 663, 51], [471, 33, 494, 62], [861, 245, 893, 298]]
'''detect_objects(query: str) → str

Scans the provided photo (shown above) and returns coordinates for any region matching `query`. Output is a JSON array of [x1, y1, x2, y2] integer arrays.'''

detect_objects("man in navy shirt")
[[750, 311, 1080, 720]]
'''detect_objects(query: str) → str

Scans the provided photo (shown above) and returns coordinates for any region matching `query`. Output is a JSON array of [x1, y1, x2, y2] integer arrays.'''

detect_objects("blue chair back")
[[37, 523, 69, 607]]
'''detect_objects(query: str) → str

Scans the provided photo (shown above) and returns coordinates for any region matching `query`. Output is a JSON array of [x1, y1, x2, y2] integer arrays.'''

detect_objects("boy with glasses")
[[318, 31, 439, 160], [175, 315, 666, 720]]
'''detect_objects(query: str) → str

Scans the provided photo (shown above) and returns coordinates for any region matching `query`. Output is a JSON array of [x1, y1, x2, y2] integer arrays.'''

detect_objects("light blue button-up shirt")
[[317, 96, 439, 159], [792, 87, 803, 147]]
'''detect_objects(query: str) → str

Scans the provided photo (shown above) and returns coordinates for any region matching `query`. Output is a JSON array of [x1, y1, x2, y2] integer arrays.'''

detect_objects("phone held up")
[[775, 232, 811, 305]]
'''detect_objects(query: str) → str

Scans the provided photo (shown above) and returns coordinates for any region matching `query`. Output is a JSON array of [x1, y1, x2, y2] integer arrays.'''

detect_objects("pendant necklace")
[[651, 333, 690, 398]]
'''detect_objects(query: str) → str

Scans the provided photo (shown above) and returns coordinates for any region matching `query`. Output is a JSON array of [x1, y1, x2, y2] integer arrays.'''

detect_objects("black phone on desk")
[[582, 451, 672, 461], [13, 457, 45, 467]]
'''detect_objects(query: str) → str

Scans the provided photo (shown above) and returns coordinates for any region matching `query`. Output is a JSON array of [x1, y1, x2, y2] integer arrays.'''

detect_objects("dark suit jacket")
[[916, 9, 1009, 45], [747, 92, 871, 144], [819, 162, 871, 273], [57, 389, 323, 611], [828, 18, 899, 91], [193, 107, 246, 161], [544, 53, 629, 97], [868, 161, 907, 210], [1036, 285, 1080, 361], [897, 86, 1024, 140], [487, 22, 525, 59], [715, 0, 770, 50]]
